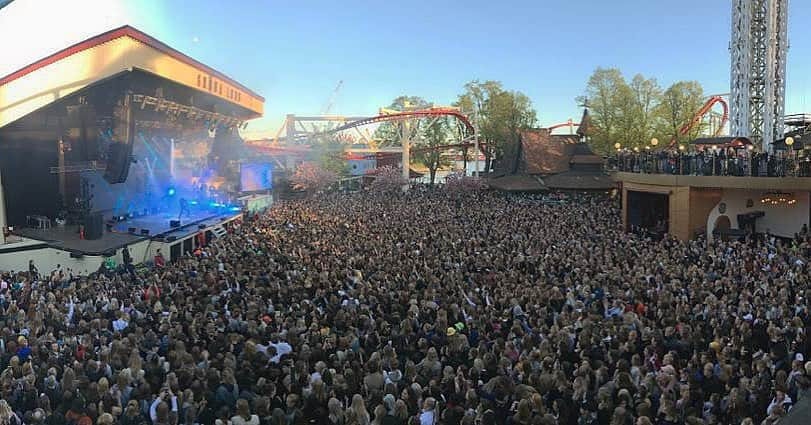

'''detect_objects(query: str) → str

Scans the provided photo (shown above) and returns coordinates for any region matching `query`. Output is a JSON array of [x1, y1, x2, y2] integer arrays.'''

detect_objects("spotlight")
[[168, 188, 176, 196]]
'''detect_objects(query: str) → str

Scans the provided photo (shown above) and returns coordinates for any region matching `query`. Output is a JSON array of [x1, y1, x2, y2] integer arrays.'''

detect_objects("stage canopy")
[[0, 25, 264, 130]]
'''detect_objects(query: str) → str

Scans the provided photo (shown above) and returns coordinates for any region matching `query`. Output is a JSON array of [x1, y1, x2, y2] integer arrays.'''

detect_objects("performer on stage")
[[178, 198, 190, 220]]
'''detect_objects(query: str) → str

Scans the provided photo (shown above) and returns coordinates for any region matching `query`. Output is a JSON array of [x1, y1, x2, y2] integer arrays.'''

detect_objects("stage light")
[[168, 188, 176, 196], [229, 206, 241, 212]]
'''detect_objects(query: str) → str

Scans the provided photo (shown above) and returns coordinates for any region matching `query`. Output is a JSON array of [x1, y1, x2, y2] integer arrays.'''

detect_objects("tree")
[[628, 74, 662, 146], [455, 80, 537, 173], [656, 81, 705, 146], [314, 138, 350, 177], [374, 96, 432, 147], [414, 117, 452, 185], [578, 68, 626, 154], [289, 162, 338, 192], [579, 68, 661, 154], [579, 68, 706, 154]]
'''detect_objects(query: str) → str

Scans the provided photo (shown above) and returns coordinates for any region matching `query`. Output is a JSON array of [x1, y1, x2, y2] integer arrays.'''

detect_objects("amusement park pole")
[[402, 121, 411, 190], [474, 110, 480, 178]]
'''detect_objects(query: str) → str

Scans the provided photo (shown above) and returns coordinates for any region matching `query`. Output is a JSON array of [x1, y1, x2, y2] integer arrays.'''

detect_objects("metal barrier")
[[609, 150, 811, 177]]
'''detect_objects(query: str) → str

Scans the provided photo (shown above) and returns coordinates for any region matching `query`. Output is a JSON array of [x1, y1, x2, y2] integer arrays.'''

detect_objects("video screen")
[[240, 162, 273, 191]]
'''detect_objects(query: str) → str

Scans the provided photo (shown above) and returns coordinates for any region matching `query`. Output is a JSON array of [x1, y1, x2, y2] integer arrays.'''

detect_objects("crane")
[[322, 80, 343, 116]]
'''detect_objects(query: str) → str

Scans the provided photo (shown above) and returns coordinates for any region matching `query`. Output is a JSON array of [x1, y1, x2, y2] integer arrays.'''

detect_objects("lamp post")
[[649, 138, 659, 172], [786, 136, 795, 176]]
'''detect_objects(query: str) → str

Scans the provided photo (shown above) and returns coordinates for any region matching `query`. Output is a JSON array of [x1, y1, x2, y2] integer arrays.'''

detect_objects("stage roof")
[[0, 25, 264, 129]]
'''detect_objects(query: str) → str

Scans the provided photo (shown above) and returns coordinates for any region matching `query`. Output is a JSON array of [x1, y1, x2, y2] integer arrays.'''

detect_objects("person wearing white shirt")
[[257, 338, 293, 364], [419, 398, 436, 425]]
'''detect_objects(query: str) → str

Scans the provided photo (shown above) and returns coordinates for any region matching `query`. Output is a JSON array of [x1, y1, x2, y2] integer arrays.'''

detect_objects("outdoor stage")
[[14, 209, 240, 256]]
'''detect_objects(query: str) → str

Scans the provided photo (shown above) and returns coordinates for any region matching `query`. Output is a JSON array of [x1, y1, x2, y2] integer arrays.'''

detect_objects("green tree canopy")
[[414, 117, 453, 185], [579, 68, 706, 154], [455, 80, 536, 173], [656, 81, 706, 147], [374, 96, 432, 146]]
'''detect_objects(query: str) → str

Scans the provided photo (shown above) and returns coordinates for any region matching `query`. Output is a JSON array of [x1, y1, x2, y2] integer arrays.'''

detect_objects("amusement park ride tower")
[[730, 0, 788, 151]]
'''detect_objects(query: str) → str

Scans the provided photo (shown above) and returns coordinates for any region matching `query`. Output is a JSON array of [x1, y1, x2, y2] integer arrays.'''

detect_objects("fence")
[[610, 150, 811, 177]]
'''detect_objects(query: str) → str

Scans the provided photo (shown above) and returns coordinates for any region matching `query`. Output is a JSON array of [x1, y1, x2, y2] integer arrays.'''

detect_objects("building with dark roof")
[[489, 111, 613, 192]]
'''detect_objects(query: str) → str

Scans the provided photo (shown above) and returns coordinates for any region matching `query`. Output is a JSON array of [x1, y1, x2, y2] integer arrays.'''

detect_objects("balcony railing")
[[609, 150, 811, 177]]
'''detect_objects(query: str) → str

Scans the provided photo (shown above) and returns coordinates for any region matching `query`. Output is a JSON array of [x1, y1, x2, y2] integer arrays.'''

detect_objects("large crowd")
[[0, 188, 809, 425], [612, 148, 811, 177]]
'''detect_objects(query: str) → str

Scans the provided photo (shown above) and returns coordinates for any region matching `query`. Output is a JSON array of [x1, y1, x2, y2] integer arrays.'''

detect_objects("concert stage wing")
[[14, 210, 239, 256]]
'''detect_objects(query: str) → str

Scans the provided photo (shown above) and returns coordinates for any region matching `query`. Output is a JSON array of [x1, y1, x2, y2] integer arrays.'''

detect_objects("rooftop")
[[0, 25, 264, 128]]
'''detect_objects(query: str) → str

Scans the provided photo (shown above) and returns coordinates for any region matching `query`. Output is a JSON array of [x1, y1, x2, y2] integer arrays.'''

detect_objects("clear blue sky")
[[2, 0, 811, 138]]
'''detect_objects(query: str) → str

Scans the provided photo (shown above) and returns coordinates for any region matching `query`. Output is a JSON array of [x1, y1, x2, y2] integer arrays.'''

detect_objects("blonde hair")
[[328, 398, 344, 424], [349, 394, 370, 425], [98, 377, 110, 393], [236, 399, 251, 420], [0, 400, 15, 425]]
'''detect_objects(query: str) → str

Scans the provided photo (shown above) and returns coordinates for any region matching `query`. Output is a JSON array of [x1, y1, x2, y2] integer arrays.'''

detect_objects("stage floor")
[[14, 210, 240, 256], [110, 210, 220, 235], [16, 226, 143, 255]]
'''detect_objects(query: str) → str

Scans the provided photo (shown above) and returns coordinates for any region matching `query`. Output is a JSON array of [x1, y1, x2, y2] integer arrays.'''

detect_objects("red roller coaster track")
[[249, 108, 480, 156], [668, 96, 728, 148], [324, 108, 475, 135]]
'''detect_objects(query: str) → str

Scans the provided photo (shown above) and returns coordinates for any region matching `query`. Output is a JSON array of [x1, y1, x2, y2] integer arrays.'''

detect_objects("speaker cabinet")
[[104, 142, 133, 184], [84, 213, 104, 240]]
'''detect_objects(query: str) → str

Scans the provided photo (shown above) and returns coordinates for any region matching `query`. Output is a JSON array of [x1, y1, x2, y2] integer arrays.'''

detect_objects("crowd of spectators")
[[0, 188, 809, 425], [612, 148, 811, 177]]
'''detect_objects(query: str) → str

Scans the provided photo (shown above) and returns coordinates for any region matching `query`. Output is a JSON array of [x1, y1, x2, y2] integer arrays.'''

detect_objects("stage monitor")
[[240, 162, 273, 192]]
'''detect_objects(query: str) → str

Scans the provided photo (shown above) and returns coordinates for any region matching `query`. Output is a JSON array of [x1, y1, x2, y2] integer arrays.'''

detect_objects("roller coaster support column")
[[474, 111, 480, 178], [285, 114, 297, 144], [402, 121, 411, 191]]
